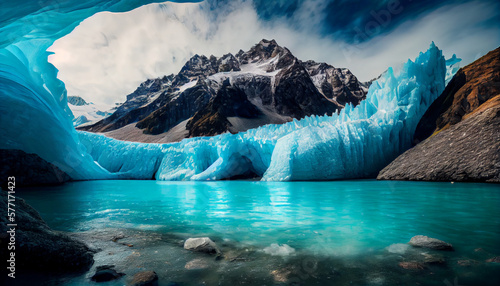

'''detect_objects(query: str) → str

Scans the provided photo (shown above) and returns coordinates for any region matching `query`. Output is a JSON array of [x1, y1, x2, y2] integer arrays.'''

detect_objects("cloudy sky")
[[48, 0, 500, 107]]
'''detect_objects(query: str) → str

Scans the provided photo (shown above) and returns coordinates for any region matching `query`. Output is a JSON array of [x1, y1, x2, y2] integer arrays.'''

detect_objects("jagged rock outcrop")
[[81, 39, 368, 142], [0, 149, 71, 188], [378, 47, 500, 182]]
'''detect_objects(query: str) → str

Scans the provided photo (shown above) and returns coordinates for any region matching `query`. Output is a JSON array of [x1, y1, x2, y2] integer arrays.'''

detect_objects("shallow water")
[[19, 180, 500, 285]]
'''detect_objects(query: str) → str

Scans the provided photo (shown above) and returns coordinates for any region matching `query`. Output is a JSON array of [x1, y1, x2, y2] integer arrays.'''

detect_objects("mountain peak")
[[67, 96, 88, 106], [258, 39, 278, 47], [236, 39, 293, 69]]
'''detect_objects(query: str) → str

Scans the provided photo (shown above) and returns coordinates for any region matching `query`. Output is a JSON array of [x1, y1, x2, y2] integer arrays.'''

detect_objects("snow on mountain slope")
[[67, 96, 115, 127]]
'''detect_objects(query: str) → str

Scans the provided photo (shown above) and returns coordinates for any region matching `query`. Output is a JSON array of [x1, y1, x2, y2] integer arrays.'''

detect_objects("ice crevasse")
[[0, 2, 454, 181]]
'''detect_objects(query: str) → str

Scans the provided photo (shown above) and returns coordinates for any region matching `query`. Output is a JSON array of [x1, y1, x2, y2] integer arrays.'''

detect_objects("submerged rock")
[[185, 258, 210, 270], [398, 261, 426, 270], [458, 259, 480, 267], [263, 243, 296, 256], [408, 235, 454, 251], [91, 265, 125, 282], [129, 270, 158, 286], [422, 253, 446, 265], [386, 243, 410, 254], [486, 256, 500, 263], [184, 237, 220, 254]]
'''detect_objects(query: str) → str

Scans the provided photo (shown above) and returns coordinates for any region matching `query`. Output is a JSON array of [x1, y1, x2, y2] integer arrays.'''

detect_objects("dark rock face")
[[187, 79, 263, 137], [0, 190, 94, 274], [81, 39, 368, 141], [129, 271, 159, 286], [408, 235, 454, 251], [67, 96, 88, 106], [0, 149, 71, 188], [378, 47, 500, 183]]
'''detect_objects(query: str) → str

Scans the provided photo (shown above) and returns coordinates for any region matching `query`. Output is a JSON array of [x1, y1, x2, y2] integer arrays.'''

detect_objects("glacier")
[[78, 42, 451, 181], [0, 1, 455, 181]]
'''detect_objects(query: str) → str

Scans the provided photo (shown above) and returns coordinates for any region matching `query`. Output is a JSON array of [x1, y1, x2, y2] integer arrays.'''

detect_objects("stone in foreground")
[[184, 237, 220, 254], [408, 235, 454, 251], [129, 271, 159, 286], [91, 265, 125, 282]]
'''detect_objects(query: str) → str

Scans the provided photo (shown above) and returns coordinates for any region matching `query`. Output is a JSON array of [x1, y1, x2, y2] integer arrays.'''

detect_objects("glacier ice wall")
[[76, 42, 450, 181], [155, 43, 447, 181]]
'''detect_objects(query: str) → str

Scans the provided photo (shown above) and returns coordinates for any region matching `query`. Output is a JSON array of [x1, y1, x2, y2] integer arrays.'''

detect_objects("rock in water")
[[398, 261, 426, 270], [129, 271, 159, 286], [408, 235, 454, 251], [0, 191, 94, 273], [486, 256, 500, 263], [378, 47, 500, 182], [422, 253, 446, 265], [185, 259, 210, 270], [91, 265, 125, 282], [184, 237, 220, 254]]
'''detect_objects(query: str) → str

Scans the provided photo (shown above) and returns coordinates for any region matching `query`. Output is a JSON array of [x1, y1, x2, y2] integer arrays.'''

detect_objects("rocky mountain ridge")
[[81, 39, 369, 142]]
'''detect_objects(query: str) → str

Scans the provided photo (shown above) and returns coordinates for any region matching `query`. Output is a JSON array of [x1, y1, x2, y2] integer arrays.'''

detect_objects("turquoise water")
[[19, 180, 500, 285]]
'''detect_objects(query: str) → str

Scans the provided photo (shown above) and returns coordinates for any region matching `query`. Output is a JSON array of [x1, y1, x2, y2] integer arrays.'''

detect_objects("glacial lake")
[[19, 180, 500, 285]]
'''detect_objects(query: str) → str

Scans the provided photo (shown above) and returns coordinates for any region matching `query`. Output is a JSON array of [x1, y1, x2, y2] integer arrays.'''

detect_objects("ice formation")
[[0, 1, 454, 181], [79, 42, 450, 181], [0, 1, 190, 180]]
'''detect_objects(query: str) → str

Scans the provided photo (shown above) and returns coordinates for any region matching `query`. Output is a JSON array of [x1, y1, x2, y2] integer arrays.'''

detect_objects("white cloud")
[[48, 0, 500, 107]]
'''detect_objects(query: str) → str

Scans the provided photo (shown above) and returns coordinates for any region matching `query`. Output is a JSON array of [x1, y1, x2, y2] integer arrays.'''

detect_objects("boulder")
[[91, 265, 125, 282], [184, 237, 220, 254], [408, 235, 453, 251], [129, 271, 158, 286]]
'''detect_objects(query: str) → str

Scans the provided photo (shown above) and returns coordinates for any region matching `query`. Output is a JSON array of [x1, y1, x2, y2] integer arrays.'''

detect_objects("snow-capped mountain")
[[67, 96, 115, 127], [81, 39, 369, 142]]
